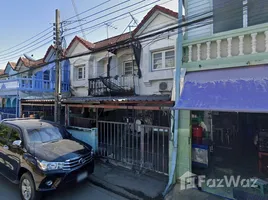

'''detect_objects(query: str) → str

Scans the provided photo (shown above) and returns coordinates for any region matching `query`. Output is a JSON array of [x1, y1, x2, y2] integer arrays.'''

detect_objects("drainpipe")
[[163, 0, 183, 196]]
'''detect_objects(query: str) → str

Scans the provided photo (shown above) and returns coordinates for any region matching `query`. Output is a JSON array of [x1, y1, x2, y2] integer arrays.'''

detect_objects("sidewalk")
[[88, 160, 225, 200], [88, 160, 167, 199], [165, 184, 225, 200]]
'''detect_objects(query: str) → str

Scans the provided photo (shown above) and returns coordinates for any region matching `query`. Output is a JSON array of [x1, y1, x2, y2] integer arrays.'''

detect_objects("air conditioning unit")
[[159, 82, 168, 92]]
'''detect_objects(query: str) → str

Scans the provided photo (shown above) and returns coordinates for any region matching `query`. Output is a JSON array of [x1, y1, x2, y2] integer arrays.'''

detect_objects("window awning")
[[175, 65, 268, 113]]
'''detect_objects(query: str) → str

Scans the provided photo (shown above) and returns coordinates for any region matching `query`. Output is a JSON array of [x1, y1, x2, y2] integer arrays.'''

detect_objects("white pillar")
[[227, 38, 232, 57], [188, 45, 192, 62], [251, 33, 257, 54], [238, 35, 244, 56], [197, 44, 201, 61], [206, 41, 211, 60], [216, 40, 221, 59], [265, 31, 268, 52]]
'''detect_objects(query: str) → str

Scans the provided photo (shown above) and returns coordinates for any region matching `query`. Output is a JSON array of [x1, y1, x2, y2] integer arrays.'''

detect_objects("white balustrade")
[[216, 40, 221, 59], [265, 31, 268, 52], [227, 38, 232, 57], [251, 33, 257, 54], [206, 41, 211, 60], [197, 44, 201, 61], [238, 35, 244, 56], [188, 45, 192, 62]]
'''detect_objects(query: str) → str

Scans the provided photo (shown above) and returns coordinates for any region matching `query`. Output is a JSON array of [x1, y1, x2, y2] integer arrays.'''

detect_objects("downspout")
[[163, 0, 183, 196]]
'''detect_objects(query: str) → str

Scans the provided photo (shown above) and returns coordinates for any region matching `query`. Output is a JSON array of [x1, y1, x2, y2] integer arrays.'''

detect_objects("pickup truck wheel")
[[19, 172, 41, 200]]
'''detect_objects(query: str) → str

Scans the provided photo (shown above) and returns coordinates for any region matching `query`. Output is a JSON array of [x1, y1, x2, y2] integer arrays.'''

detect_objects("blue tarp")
[[175, 65, 268, 113]]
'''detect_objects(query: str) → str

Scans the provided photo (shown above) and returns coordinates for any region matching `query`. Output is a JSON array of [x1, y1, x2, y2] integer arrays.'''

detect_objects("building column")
[[169, 110, 191, 183], [176, 110, 191, 179]]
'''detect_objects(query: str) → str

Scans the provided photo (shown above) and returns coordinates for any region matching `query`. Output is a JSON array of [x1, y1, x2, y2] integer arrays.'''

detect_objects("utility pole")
[[163, 0, 183, 195], [54, 9, 62, 123]]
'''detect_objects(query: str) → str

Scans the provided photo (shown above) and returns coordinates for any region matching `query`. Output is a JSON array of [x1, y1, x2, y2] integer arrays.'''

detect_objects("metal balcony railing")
[[88, 75, 137, 97], [0, 78, 69, 92]]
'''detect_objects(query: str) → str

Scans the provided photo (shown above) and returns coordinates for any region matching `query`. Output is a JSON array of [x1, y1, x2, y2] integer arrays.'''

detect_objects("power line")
[[64, 0, 111, 22], [0, 26, 52, 54], [64, 0, 150, 32], [0, 35, 53, 61], [0, 13, 211, 75], [64, 0, 131, 27]]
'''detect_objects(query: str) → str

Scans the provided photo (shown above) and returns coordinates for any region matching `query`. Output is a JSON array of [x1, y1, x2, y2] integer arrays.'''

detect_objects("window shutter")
[[248, 0, 268, 26], [213, 0, 243, 33]]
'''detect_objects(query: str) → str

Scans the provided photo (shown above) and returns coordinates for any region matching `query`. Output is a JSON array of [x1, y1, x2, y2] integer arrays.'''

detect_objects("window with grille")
[[123, 61, 138, 76], [152, 49, 175, 70]]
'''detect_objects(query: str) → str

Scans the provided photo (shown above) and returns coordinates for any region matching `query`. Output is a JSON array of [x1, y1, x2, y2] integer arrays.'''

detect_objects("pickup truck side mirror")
[[12, 140, 22, 147]]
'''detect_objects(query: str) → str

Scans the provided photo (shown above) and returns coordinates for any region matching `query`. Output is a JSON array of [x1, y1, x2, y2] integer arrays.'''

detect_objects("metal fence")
[[97, 120, 170, 175]]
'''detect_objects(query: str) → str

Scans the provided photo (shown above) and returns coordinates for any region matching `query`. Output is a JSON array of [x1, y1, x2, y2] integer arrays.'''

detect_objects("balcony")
[[0, 78, 69, 93], [183, 23, 268, 70], [88, 75, 137, 97]]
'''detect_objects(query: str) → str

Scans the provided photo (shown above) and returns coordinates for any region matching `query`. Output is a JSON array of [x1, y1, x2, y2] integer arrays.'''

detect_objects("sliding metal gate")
[[98, 120, 170, 175]]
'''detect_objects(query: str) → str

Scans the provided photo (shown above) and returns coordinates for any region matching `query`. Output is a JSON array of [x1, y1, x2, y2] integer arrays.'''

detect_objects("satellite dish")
[[23, 54, 36, 61]]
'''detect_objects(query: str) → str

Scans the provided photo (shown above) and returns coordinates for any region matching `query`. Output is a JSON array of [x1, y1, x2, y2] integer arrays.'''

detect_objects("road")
[[0, 175, 127, 200]]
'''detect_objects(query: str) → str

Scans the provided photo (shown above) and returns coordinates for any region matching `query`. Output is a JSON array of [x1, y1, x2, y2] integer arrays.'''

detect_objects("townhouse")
[[61, 5, 178, 174], [174, 0, 268, 198], [0, 46, 70, 120]]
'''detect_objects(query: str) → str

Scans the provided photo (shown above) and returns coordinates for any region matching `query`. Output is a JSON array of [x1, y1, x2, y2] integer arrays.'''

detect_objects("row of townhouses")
[[2, 1, 268, 198], [0, 5, 177, 175]]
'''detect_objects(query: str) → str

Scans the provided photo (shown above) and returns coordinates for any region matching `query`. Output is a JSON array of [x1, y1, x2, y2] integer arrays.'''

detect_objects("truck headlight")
[[37, 160, 64, 171]]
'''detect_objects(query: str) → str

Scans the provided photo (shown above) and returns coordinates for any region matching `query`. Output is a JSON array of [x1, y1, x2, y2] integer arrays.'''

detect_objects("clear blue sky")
[[0, 0, 178, 68]]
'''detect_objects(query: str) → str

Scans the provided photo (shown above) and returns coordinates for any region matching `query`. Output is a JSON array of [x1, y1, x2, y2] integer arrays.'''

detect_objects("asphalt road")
[[0, 175, 127, 200]]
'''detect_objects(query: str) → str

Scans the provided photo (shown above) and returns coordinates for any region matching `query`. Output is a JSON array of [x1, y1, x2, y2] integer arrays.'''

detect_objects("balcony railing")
[[0, 78, 69, 92], [88, 75, 137, 96], [183, 22, 268, 68]]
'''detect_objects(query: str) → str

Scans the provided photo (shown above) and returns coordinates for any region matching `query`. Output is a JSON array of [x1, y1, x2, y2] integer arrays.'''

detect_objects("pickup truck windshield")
[[27, 127, 63, 143]]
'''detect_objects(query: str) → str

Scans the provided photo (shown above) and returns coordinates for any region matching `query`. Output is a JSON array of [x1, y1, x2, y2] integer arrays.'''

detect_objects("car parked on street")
[[0, 118, 94, 200]]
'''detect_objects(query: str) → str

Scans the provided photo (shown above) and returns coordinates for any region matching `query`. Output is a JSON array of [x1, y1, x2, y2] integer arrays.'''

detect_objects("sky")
[[0, 0, 178, 69]]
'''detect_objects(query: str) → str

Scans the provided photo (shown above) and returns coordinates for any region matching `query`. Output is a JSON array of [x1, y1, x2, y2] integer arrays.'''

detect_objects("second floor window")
[[76, 65, 85, 80], [152, 49, 175, 70], [123, 61, 138, 76]]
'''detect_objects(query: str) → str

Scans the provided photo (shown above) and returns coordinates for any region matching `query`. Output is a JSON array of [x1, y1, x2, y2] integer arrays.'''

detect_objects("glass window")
[[165, 50, 175, 68], [152, 49, 175, 70], [27, 127, 63, 144], [0, 124, 11, 141], [77, 66, 85, 80], [153, 52, 163, 70], [8, 129, 20, 143], [124, 61, 138, 76]]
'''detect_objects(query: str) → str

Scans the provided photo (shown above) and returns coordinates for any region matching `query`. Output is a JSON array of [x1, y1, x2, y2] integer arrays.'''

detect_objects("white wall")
[[69, 42, 92, 97], [68, 11, 178, 97]]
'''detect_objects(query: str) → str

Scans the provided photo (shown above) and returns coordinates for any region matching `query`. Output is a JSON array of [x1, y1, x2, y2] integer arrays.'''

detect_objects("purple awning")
[[175, 65, 268, 113]]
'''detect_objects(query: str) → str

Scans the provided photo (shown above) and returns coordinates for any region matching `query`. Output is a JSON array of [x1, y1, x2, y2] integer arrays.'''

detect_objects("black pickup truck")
[[0, 118, 94, 200]]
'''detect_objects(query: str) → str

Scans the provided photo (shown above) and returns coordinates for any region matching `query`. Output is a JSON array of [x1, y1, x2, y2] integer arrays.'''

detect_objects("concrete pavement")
[[0, 174, 127, 200]]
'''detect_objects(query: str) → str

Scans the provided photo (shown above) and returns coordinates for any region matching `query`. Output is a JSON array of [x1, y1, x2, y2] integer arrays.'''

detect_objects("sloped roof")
[[43, 45, 56, 61], [94, 32, 131, 49], [132, 5, 178, 35], [17, 57, 44, 68], [8, 62, 16, 70], [66, 5, 178, 52], [66, 36, 95, 55]]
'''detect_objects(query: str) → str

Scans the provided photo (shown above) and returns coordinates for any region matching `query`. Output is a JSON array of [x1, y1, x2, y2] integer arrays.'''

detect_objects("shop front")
[[175, 65, 268, 199]]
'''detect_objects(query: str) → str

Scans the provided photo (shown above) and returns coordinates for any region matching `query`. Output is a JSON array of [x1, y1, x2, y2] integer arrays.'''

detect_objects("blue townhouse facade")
[[0, 45, 70, 118]]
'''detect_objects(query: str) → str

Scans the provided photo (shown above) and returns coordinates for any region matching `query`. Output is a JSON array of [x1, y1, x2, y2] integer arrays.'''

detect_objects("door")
[[5, 127, 23, 182], [0, 124, 12, 177]]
